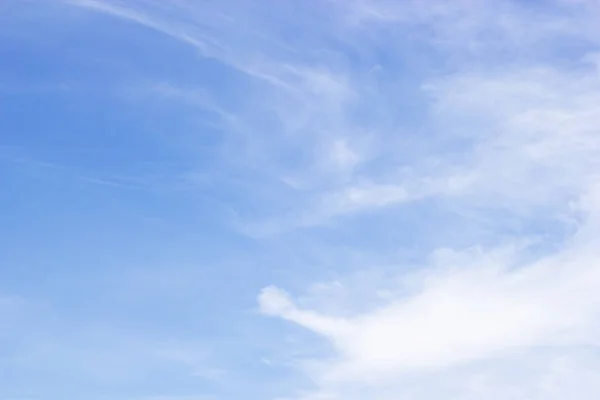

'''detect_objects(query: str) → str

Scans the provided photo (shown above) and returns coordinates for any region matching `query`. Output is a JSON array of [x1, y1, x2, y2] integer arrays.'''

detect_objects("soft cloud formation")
[[246, 1, 600, 399], [259, 209, 600, 390]]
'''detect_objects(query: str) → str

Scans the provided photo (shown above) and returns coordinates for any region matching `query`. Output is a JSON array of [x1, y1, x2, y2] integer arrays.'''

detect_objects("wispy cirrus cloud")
[[71, 0, 600, 233]]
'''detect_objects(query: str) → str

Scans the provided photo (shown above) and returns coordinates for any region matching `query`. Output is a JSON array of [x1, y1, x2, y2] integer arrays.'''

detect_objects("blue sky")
[[2, 0, 600, 399]]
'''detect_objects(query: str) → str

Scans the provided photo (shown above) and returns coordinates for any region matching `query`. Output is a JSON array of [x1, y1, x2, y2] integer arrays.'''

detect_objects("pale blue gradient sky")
[[2, 1, 600, 399]]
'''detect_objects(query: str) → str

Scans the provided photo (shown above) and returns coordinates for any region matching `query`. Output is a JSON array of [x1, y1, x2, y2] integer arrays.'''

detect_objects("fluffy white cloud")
[[260, 199, 600, 398]]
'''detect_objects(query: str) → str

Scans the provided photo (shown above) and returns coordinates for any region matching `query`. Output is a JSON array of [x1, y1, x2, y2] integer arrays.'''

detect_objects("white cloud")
[[252, 1, 600, 399], [260, 200, 600, 397]]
